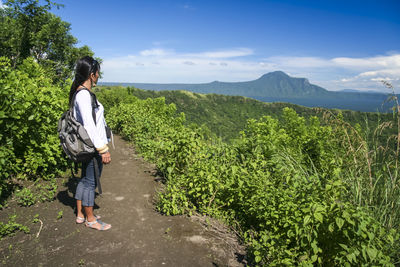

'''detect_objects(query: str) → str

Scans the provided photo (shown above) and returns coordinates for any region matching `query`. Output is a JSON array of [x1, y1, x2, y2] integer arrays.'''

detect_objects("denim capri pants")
[[75, 154, 103, 207]]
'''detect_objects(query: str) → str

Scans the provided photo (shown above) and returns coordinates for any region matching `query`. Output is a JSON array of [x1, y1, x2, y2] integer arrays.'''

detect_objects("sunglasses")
[[90, 59, 99, 74]]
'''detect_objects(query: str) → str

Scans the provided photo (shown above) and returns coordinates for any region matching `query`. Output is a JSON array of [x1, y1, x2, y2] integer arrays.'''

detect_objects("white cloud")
[[359, 69, 400, 77], [102, 47, 263, 84], [102, 48, 400, 92], [188, 48, 254, 58], [370, 77, 397, 82], [140, 49, 170, 56], [183, 61, 195, 65], [263, 56, 334, 68], [341, 78, 353, 82], [332, 54, 400, 69]]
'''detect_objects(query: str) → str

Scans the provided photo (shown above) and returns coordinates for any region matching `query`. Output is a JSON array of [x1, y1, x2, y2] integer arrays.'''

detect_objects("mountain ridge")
[[100, 71, 393, 112]]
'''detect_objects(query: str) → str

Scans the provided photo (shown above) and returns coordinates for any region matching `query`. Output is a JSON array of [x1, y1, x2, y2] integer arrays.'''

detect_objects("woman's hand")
[[101, 151, 111, 164]]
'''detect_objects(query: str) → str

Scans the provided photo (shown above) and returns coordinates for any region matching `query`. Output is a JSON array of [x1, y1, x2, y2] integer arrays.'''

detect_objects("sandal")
[[76, 216, 85, 224], [85, 219, 111, 231], [76, 214, 101, 224]]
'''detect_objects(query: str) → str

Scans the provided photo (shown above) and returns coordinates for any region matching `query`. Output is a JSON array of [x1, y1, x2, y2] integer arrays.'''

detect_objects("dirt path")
[[0, 135, 245, 266]]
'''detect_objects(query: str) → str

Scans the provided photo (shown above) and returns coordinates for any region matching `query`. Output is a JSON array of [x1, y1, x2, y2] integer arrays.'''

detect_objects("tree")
[[0, 0, 98, 83]]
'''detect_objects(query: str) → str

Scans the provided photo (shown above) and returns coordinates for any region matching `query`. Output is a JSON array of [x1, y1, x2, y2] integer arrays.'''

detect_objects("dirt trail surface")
[[0, 135, 245, 267]]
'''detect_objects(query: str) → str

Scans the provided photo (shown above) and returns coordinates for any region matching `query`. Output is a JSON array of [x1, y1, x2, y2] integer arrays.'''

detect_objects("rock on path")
[[0, 135, 245, 266]]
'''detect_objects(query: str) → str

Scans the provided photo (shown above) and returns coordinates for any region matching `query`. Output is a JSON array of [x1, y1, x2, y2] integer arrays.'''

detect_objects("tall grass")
[[323, 81, 400, 232]]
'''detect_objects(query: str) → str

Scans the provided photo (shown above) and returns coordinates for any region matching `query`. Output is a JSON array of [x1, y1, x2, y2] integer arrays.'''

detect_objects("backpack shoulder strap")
[[71, 87, 98, 125]]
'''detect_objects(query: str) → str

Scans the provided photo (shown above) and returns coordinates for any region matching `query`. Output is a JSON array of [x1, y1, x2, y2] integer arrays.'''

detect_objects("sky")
[[5, 0, 400, 92]]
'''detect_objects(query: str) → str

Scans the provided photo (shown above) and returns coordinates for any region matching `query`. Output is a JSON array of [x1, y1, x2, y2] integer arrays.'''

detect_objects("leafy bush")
[[0, 57, 68, 200], [104, 93, 398, 265]]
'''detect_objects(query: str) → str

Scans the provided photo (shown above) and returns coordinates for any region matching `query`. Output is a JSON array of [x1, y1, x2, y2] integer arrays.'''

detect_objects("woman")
[[69, 56, 111, 231]]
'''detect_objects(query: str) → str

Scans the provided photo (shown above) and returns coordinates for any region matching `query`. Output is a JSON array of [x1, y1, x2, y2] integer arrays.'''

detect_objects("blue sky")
[[9, 0, 400, 91]]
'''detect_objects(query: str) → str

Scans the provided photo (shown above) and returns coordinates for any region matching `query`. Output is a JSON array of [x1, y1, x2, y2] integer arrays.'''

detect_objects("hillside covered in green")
[[98, 86, 396, 145]]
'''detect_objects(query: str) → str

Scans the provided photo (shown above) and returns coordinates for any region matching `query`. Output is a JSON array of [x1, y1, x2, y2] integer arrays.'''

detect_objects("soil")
[[0, 135, 246, 267]]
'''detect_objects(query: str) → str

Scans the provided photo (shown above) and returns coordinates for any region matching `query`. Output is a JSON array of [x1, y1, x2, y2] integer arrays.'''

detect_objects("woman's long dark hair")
[[69, 56, 101, 105]]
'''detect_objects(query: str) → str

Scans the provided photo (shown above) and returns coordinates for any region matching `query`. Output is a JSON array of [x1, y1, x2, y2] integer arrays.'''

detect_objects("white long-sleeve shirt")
[[73, 89, 108, 149]]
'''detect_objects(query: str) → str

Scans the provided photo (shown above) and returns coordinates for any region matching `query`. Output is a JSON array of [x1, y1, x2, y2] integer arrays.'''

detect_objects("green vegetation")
[[0, 57, 69, 205], [57, 210, 63, 220], [0, 0, 97, 83], [0, 0, 97, 209], [32, 214, 39, 224], [12, 179, 58, 207], [1, 1, 400, 264], [98, 86, 396, 145], [100, 87, 399, 265], [14, 188, 35, 207], [0, 214, 29, 240]]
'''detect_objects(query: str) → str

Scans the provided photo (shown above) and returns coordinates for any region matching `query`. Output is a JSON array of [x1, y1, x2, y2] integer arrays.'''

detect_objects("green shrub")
[[104, 93, 398, 265], [0, 57, 69, 201]]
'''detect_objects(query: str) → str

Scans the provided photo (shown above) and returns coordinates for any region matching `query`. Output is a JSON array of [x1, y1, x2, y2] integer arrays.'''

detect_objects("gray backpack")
[[58, 88, 98, 163]]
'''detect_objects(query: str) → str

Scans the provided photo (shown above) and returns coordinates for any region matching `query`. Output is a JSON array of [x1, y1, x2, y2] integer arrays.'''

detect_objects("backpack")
[[57, 88, 99, 163]]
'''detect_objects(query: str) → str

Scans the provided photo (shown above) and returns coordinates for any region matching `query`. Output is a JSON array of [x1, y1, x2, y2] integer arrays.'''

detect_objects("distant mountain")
[[106, 71, 329, 98], [101, 71, 395, 112]]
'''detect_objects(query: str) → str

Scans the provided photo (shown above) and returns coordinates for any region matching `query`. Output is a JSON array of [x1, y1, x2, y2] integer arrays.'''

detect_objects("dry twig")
[[36, 219, 43, 238]]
